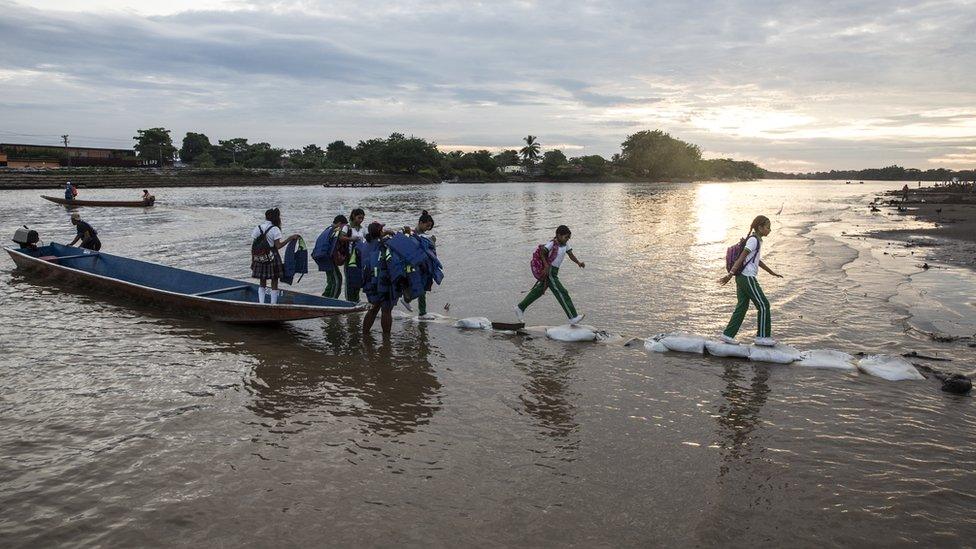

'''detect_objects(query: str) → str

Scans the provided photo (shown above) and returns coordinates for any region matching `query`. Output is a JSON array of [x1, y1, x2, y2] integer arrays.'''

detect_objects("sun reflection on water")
[[695, 183, 732, 246]]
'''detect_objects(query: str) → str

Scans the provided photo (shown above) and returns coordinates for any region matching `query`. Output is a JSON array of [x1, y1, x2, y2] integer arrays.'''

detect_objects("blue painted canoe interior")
[[18, 243, 354, 308]]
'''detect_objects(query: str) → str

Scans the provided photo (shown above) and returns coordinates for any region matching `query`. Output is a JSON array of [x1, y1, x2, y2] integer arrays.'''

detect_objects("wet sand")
[[867, 184, 976, 270]]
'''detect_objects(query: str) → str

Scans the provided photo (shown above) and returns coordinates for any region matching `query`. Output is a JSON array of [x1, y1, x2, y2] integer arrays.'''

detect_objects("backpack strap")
[[744, 232, 760, 267], [255, 224, 273, 249]]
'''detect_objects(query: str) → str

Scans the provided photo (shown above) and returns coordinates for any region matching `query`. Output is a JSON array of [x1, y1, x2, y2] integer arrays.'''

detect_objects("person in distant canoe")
[[902, 184, 909, 202], [64, 181, 77, 201], [251, 208, 300, 305], [68, 213, 101, 251], [142, 189, 155, 204]]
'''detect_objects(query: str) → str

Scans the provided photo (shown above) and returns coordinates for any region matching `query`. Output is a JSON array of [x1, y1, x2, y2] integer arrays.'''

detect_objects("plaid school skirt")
[[251, 252, 283, 280]]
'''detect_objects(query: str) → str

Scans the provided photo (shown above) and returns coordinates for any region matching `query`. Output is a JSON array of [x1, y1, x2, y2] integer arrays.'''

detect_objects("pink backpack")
[[530, 241, 560, 280], [725, 234, 760, 274]]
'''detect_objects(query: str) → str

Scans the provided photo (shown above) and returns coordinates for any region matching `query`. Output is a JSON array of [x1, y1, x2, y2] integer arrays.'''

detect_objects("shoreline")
[[0, 169, 433, 190], [868, 183, 976, 271], [0, 168, 764, 189]]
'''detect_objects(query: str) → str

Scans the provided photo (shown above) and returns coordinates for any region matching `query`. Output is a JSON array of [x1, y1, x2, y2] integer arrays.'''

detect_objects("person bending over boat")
[[142, 189, 155, 203], [251, 208, 299, 305], [68, 213, 101, 251]]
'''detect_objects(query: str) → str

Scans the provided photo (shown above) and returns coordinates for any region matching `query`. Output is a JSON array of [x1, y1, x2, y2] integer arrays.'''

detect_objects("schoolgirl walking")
[[514, 225, 585, 325], [719, 215, 783, 346]]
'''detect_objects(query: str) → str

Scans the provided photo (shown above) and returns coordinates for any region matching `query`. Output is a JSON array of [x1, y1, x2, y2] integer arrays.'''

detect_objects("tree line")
[[132, 127, 766, 181], [764, 165, 976, 182]]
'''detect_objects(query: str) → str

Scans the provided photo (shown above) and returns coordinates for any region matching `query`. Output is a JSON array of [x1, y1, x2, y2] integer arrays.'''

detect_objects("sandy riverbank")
[[867, 183, 976, 270]]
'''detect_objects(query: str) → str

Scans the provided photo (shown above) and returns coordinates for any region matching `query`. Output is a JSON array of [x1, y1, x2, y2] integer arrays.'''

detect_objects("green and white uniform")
[[517, 241, 578, 319], [723, 236, 771, 338], [414, 232, 433, 315], [321, 225, 343, 299], [344, 224, 366, 302]]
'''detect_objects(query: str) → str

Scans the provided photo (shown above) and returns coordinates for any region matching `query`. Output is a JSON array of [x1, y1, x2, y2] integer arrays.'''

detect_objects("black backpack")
[[251, 225, 274, 262]]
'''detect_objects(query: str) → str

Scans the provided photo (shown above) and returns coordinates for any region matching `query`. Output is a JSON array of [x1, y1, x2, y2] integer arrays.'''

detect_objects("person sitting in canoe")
[[142, 189, 155, 204], [64, 181, 77, 201], [68, 213, 101, 251], [251, 208, 299, 305]]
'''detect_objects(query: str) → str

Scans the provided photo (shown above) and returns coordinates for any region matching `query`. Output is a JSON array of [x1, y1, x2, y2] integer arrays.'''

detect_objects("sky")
[[1, 0, 975, 172]]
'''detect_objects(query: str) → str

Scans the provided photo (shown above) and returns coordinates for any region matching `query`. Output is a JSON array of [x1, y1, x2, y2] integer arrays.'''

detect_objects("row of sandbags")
[[451, 318, 927, 382], [645, 332, 924, 381]]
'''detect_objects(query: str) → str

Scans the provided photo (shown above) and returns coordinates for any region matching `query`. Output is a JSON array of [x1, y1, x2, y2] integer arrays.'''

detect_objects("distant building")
[[501, 165, 526, 174], [0, 143, 141, 168], [0, 152, 7, 167]]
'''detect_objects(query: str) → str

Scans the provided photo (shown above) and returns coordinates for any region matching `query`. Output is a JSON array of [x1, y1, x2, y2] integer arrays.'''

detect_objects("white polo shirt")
[[544, 240, 572, 268], [740, 236, 760, 277], [251, 221, 283, 247]]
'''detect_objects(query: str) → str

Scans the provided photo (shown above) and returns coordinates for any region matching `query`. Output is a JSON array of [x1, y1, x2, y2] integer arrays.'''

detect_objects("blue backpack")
[[312, 226, 342, 271]]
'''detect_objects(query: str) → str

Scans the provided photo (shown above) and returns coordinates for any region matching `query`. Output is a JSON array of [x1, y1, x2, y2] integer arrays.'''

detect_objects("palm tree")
[[519, 135, 541, 164]]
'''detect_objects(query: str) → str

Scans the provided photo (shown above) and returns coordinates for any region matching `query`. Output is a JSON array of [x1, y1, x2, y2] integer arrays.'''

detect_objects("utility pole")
[[61, 134, 70, 167]]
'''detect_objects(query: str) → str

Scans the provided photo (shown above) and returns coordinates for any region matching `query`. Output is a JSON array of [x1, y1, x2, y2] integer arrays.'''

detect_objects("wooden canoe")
[[42, 195, 156, 207], [5, 243, 367, 323]]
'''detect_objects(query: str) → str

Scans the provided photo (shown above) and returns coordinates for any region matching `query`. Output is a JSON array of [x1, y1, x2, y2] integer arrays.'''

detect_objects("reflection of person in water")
[[715, 363, 770, 477], [246, 321, 441, 437], [511, 340, 580, 439]]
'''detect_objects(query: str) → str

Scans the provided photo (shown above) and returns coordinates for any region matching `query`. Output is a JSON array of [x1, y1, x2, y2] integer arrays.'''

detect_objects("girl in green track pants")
[[321, 215, 351, 299], [515, 225, 586, 325], [719, 215, 783, 346], [323, 267, 343, 299]]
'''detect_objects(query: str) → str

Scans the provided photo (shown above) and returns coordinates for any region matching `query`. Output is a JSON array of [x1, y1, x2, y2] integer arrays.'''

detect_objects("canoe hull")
[[5, 245, 366, 323], [43, 195, 155, 207]]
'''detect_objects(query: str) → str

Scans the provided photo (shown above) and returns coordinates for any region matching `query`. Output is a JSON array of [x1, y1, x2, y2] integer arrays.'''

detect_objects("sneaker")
[[418, 313, 436, 321], [568, 313, 585, 325], [755, 337, 778, 347], [719, 334, 739, 345], [513, 304, 524, 323]]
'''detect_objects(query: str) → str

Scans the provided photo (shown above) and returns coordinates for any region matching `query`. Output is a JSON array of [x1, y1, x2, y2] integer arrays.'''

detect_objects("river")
[[1, 180, 974, 546]]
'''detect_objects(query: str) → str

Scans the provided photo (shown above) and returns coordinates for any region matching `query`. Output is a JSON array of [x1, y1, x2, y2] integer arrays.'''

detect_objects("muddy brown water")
[[1, 181, 974, 546]]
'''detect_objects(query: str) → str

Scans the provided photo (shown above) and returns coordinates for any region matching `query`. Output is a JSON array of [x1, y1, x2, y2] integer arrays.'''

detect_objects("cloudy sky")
[[2, 0, 974, 171]]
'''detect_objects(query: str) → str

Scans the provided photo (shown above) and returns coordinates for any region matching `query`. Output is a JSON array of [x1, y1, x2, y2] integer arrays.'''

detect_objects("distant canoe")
[[321, 183, 388, 188], [42, 195, 156, 207], [5, 242, 366, 323]]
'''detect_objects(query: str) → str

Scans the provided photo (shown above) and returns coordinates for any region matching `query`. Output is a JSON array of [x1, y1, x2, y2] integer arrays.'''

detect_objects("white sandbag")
[[546, 324, 598, 342], [796, 349, 857, 371], [857, 355, 925, 381], [454, 317, 492, 330], [645, 339, 668, 353], [417, 313, 447, 321], [748, 344, 801, 364], [659, 333, 706, 354], [704, 340, 752, 358]]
